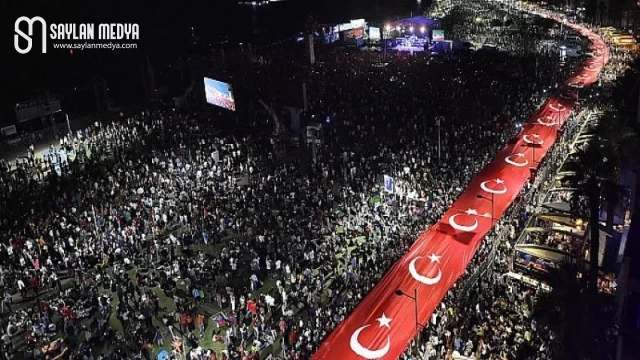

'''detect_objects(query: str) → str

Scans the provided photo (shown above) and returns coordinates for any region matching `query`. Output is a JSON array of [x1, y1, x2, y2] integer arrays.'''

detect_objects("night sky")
[[1, 0, 427, 124]]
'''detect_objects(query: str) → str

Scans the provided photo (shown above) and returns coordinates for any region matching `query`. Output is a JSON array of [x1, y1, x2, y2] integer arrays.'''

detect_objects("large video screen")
[[344, 28, 365, 40], [204, 77, 236, 111], [432, 30, 445, 41], [369, 27, 381, 41]]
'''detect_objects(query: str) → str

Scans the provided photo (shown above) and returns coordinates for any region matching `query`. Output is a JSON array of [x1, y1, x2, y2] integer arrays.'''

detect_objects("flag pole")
[[92, 205, 99, 232], [182, 335, 187, 360]]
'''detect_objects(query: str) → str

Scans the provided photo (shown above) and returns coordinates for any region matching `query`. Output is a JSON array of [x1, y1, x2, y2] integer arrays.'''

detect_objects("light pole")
[[523, 130, 545, 165], [569, 81, 583, 108], [435, 116, 443, 162], [476, 193, 495, 226], [65, 113, 72, 135], [384, 24, 390, 54], [531, 143, 536, 165], [548, 105, 563, 132], [395, 289, 426, 357]]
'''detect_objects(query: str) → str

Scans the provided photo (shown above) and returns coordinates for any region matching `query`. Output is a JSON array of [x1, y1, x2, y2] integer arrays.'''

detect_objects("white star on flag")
[[428, 253, 441, 263], [376, 313, 392, 329], [516, 153, 525, 157], [465, 208, 478, 215], [495, 178, 505, 184], [533, 134, 540, 138]]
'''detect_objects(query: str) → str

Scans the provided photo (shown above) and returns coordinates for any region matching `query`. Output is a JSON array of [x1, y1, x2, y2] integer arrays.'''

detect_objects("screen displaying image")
[[432, 30, 445, 41], [344, 28, 365, 40], [204, 77, 236, 111], [369, 27, 381, 41]]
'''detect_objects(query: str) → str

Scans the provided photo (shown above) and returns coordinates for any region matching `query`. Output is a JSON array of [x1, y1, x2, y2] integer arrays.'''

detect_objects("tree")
[[304, 15, 319, 35], [569, 138, 608, 297], [585, 0, 598, 21], [598, 1, 608, 24], [597, 115, 637, 232], [533, 263, 591, 359], [569, 113, 638, 295], [533, 261, 617, 359], [570, 0, 580, 12]]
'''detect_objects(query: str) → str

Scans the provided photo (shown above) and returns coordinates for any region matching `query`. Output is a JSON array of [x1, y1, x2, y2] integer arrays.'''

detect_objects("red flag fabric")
[[312, 16, 609, 360], [247, 300, 257, 314]]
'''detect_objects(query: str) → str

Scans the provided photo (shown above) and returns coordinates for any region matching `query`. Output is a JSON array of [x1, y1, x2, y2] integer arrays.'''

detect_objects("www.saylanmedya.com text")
[[52, 42, 138, 50]]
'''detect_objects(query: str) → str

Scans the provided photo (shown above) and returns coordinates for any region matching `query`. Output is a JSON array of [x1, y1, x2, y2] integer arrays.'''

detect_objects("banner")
[[384, 175, 394, 193], [514, 249, 558, 275], [432, 29, 445, 41], [312, 16, 609, 360]]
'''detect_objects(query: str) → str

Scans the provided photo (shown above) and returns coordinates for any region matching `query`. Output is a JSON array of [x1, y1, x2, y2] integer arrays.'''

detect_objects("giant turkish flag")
[[313, 11, 610, 360]]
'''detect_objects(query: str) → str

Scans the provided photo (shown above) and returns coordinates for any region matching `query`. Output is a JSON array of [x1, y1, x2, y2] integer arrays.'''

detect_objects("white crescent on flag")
[[537, 116, 556, 127], [349, 314, 392, 359], [548, 103, 566, 112], [586, 64, 599, 72], [409, 253, 442, 285], [505, 153, 529, 167], [523, 134, 544, 145], [480, 178, 507, 195], [449, 208, 480, 232]]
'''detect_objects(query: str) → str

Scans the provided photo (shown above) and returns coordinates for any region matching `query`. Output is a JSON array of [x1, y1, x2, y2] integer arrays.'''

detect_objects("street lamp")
[[549, 101, 566, 116], [435, 116, 443, 162], [569, 81, 583, 107], [383, 25, 391, 54], [531, 142, 536, 164], [524, 127, 546, 164], [395, 289, 426, 357], [476, 194, 495, 226]]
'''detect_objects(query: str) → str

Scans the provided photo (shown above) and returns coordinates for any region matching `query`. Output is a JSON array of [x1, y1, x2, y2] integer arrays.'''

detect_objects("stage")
[[388, 35, 429, 52], [384, 16, 440, 53]]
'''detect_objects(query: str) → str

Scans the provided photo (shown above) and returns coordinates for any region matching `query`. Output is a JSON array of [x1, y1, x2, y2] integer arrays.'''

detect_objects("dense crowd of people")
[[0, 0, 636, 360]]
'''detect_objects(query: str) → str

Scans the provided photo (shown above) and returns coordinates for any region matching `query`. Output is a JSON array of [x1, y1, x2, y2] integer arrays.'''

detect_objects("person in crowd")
[[0, 1, 634, 359]]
